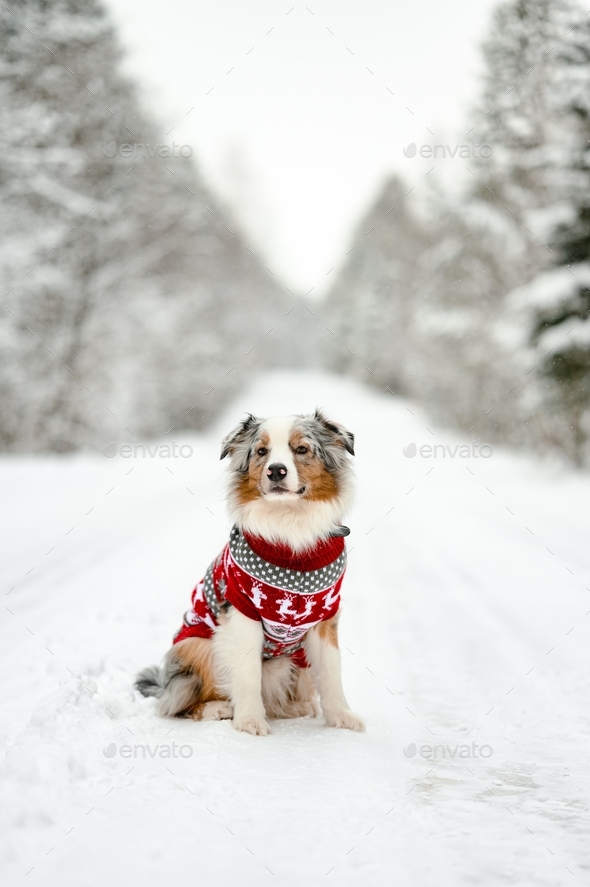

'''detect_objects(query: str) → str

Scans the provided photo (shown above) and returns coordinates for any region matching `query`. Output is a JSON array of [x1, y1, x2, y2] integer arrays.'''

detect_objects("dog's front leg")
[[305, 618, 365, 732], [213, 607, 270, 735]]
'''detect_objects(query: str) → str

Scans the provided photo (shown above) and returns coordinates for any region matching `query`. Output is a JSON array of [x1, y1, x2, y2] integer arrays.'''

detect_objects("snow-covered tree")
[[0, 0, 287, 452], [491, 0, 590, 461], [323, 178, 435, 393], [323, 178, 520, 442], [474, 0, 576, 211], [325, 0, 590, 463]]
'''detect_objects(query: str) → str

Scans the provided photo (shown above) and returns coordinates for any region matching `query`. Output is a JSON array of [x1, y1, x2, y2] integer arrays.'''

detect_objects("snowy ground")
[[1, 371, 590, 885]]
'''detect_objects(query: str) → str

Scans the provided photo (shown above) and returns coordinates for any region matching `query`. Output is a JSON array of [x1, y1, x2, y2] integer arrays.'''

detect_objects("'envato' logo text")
[[403, 741, 493, 759], [103, 142, 193, 159], [103, 742, 193, 759], [403, 442, 493, 458], [103, 442, 193, 458], [403, 142, 493, 159]]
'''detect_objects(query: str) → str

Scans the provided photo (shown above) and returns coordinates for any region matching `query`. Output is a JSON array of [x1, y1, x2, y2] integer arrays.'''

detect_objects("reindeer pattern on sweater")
[[173, 526, 347, 666]]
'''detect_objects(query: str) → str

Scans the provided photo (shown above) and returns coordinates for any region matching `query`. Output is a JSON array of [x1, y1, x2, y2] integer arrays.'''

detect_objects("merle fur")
[[220, 409, 354, 475], [136, 650, 203, 714], [296, 408, 355, 472], [219, 413, 263, 471]]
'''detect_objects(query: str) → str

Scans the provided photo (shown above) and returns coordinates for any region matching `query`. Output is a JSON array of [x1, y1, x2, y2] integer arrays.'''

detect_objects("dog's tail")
[[135, 651, 203, 716], [135, 665, 165, 698]]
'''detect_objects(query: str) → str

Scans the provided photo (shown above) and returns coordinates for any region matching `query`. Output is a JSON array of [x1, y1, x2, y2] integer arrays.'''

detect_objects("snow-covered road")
[[2, 371, 589, 885]]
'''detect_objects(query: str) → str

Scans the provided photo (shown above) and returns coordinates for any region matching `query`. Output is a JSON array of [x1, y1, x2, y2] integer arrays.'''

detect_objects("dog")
[[136, 409, 365, 736]]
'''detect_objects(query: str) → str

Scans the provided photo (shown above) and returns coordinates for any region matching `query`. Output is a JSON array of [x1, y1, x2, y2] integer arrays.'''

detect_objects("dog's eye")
[[295, 445, 308, 455], [257, 447, 268, 457]]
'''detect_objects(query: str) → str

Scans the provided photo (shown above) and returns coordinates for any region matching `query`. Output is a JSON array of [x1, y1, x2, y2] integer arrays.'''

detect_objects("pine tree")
[[431, 0, 590, 461], [529, 8, 590, 461], [323, 177, 436, 393], [322, 173, 521, 441], [323, 0, 590, 460], [474, 0, 575, 213], [0, 0, 286, 452]]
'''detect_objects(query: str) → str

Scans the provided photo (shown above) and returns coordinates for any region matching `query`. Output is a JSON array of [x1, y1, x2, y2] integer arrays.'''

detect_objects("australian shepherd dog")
[[136, 409, 364, 735]]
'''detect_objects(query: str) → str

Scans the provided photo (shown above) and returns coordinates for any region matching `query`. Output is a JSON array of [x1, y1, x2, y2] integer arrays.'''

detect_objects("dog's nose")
[[267, 463, 288, 483]]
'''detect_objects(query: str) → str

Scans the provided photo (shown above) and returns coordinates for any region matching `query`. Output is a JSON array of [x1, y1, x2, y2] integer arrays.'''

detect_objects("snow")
[[538, 316, 590, 354], [2, 370, 590, 885], [509, 262, 590, 316]]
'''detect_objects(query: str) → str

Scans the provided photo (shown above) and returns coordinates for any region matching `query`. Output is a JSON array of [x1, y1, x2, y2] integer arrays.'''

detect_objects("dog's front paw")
[[324, 709, 365, 732], [232, 714, 271, 736]]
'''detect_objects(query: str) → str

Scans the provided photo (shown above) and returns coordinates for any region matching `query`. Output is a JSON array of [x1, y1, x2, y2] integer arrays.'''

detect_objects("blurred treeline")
[[1, 0, 590, 465], [323, 0, 590, 465], [0, 0, 294, 452]]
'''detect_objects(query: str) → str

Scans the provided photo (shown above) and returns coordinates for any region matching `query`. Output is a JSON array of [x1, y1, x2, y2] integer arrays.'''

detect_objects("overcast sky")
[[105, 0, 498, 296]]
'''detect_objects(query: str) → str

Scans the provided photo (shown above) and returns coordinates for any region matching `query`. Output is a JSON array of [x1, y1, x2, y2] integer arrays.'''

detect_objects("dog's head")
[[220, 410, 355, 548]]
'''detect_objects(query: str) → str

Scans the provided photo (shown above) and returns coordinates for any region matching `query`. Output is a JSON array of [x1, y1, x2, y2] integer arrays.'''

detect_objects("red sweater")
[[173, 526, 347, 667]]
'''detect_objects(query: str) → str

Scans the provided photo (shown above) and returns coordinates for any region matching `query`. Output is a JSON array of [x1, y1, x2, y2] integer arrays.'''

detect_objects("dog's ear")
[[313, 408, 355, 456], [220, 414, 262, 465]]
